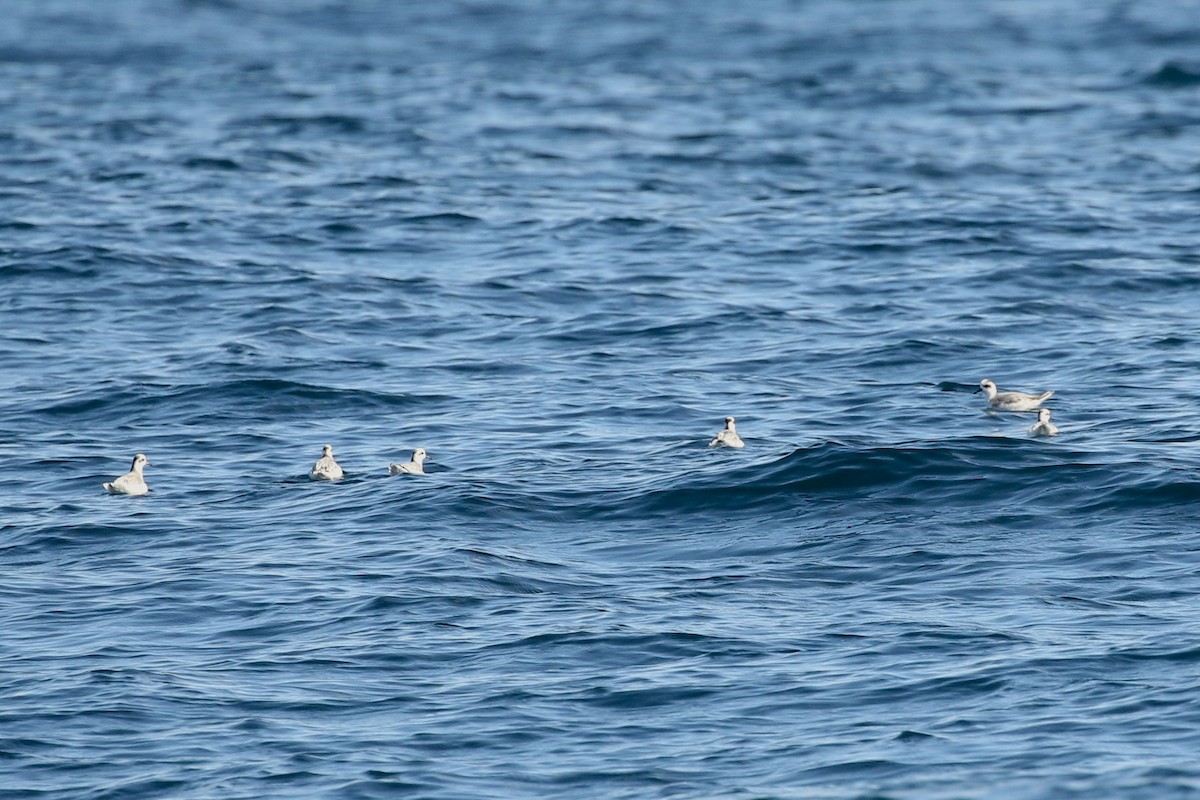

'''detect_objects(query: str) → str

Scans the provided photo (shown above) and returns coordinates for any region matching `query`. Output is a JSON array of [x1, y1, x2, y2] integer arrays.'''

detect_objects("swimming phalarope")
[[976, 378, 1054, 412], [708, 416, 745, 448], [309, 444, 344, 480], [1029, 408, 1059, 437], [103, 453, 150, 495], [388, 448, 428, 475]]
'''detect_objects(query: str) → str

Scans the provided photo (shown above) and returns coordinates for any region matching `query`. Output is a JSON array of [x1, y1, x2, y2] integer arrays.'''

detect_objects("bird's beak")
[[972, 387, 982, 394]]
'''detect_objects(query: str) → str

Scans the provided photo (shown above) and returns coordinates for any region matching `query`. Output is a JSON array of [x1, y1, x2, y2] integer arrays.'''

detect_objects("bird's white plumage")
[[389, 448, 428, 475], [103, 453, 150, 495], [977, 378, 1054, 412], [1029, 408, 1059, 437], [310, 444, 344, 480], [709, 416, 745, 448]]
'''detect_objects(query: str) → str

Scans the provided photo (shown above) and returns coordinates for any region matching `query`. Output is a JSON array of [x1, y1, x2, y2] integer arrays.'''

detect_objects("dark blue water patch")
[[614, 439, 1084, 516], [1141, 60, 1200, 88], [90, 170, 151, 183], [849, 338, 994, 370], [224, 113, 369, 138], [947, 100, 1095, 118], [1078, 471, 1200, 512], [30, 380, 440, 425], [334, 174, 420, 189], [85, 116, 179, 143], [320, 222, 363, 236], [1121, 111, 1200, 138], [397, 212, 484, 227], [181, 156, 243, 171], [0, 258, 98, 279], [2, 245, 207, 273], [243, 147, 319, 168]]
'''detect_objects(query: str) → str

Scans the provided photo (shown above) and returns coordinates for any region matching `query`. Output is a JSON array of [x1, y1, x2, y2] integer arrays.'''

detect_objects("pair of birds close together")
[[309, 445, 429, 481], [977, 378, 1058, 436], [103, 381, 1055, 495]]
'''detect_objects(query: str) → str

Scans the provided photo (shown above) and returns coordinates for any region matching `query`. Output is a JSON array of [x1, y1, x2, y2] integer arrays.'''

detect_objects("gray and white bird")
[[1029, 408, 1059, 437], [103, 453, 150, 495], [708, 416, 745, 448], [309, 444, 344, 481], [388, 448, 428, 476], [976, 378, 1054, 412]]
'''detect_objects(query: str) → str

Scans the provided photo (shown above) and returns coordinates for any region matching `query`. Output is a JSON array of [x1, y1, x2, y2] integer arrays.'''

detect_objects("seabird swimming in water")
[[709, 416, 745, 448], [976, 378, 1054, 412], [103, 453, 150, 495], [389, 448, 428, 475], [309, 444, 344, 481], [1029, 408, 1059, 437]]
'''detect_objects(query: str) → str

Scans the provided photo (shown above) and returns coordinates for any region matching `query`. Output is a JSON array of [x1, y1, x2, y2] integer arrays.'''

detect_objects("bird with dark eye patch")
[[103, 453, 150, 495], [389, 448, 428, 475], [975, 378, 1054, 412]]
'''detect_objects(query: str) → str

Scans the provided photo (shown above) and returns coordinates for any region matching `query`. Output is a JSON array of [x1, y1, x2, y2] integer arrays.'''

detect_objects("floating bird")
[[709, 416, 745, 448], [976, 378, 1054, 412], [309, 444, 344, 480], [103, 453, 150, 495], [1029, 408, 1059, 437], [389, 448, 428, 476]]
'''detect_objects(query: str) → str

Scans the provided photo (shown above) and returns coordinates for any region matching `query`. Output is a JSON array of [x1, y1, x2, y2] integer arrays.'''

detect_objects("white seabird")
[[709, 416, 745, 448], [103, 453, 150, 495], [389, 448, 428, 476], [309, 444, 344, 481], [1029, 408, 1060, 437], [976, 378, 1054, 412]]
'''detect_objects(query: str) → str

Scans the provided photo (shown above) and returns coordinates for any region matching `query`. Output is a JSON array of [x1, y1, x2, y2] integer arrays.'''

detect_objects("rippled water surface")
[[4, 1, 1200, 797]]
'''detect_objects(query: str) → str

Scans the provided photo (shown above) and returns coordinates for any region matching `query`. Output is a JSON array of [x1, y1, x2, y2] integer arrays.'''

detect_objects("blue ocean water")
[[4, 0, 1200, 797]]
